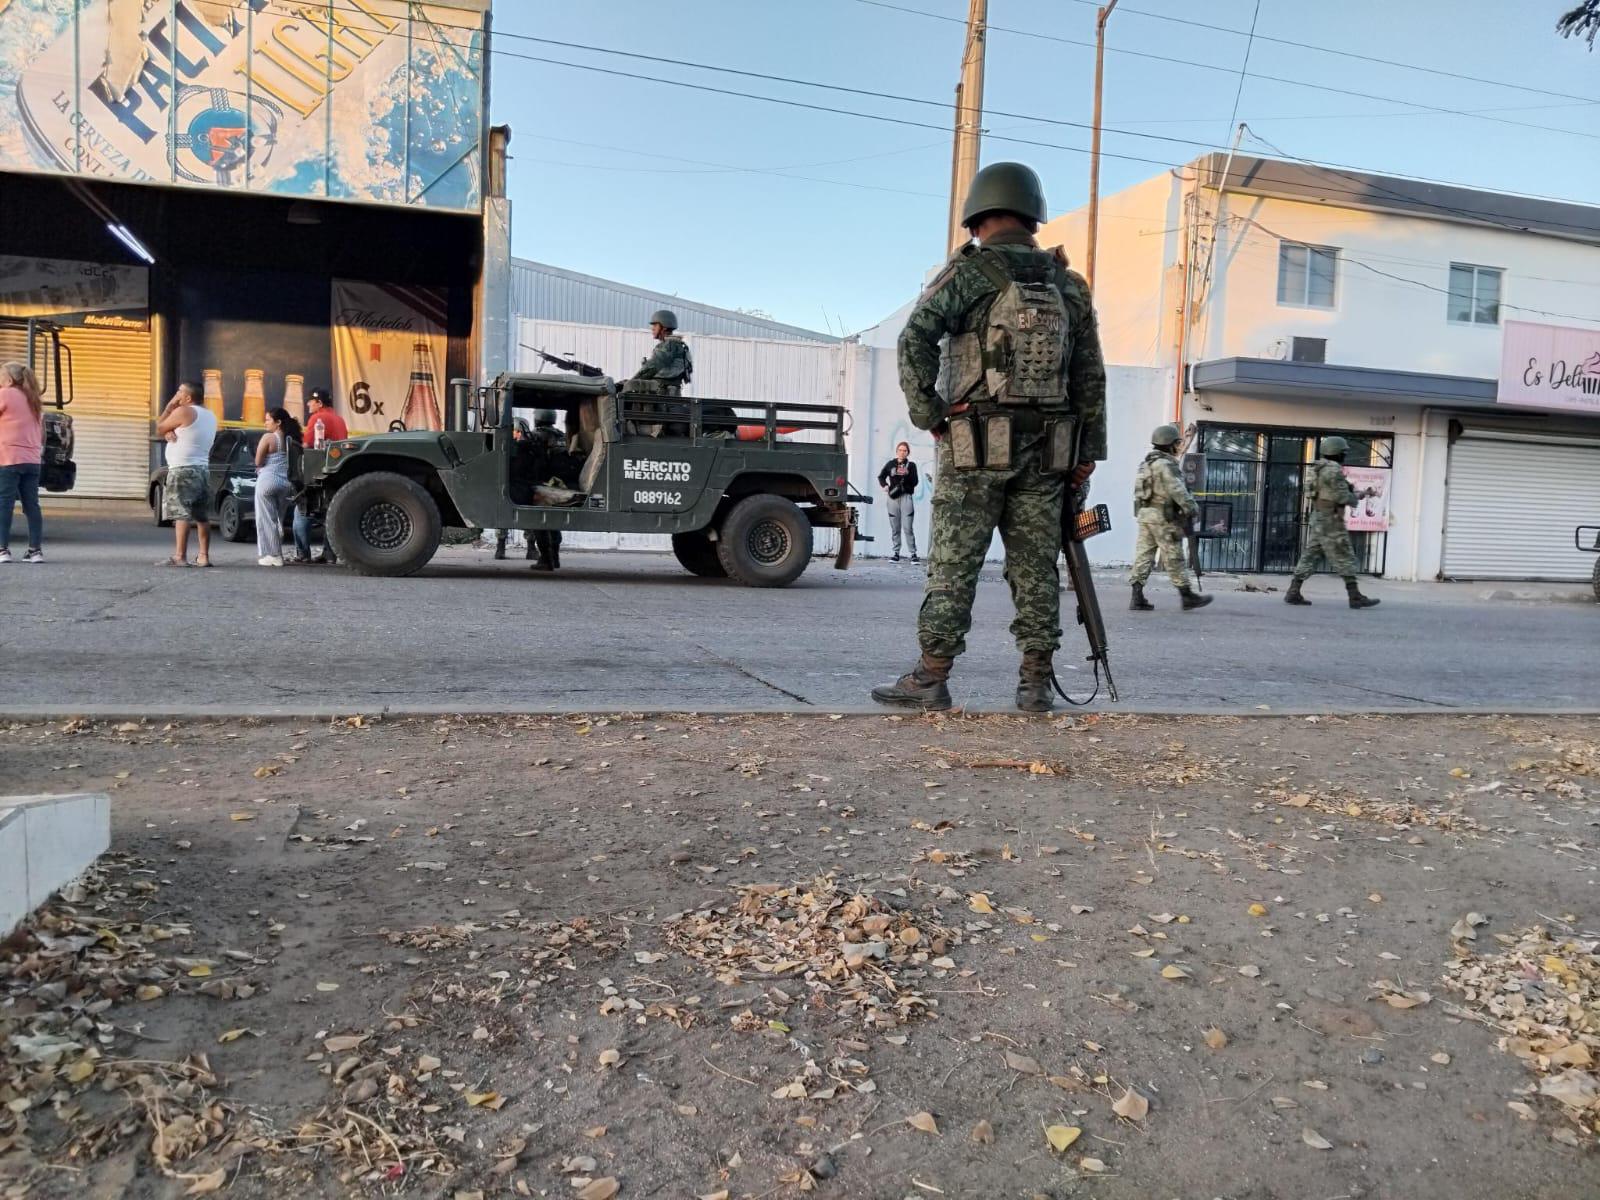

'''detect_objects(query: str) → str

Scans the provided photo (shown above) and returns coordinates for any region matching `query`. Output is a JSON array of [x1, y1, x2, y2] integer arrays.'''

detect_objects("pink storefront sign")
[[1498, 320, 1600, 415]]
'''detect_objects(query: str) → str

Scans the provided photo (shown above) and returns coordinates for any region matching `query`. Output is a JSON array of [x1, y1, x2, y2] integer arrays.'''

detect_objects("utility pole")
[[1084, 0, 1119, 292], [946, 0, 987, 256]]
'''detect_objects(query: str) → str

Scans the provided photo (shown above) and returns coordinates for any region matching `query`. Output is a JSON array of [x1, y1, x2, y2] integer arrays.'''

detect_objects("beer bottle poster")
[[0, 1, 484, 212], [331, 280, 447, 434]]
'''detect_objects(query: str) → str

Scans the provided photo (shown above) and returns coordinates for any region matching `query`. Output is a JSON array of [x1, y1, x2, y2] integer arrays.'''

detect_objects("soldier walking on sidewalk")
[[1285, 436, 1381, 609], [1129, 423, 1212, 612]]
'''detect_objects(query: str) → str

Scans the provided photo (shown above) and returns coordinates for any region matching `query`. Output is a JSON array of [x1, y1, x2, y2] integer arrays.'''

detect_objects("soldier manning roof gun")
[[1056, 483, 1119, 705], [521, 344, 605, 379]]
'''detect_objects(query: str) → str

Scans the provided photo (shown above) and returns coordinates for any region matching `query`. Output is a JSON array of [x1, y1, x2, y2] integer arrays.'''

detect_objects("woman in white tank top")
[[253, 408, 301, 566]]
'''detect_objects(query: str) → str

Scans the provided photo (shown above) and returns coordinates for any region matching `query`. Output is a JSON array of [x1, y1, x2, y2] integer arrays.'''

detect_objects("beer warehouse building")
[[0, 0, 497, 501]]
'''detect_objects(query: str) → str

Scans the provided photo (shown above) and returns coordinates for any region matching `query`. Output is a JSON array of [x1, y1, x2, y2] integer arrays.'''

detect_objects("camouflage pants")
[[918, 440, 1063, 658], [1292, 509, 1358, 580], [1130, 508, 1189, 589]]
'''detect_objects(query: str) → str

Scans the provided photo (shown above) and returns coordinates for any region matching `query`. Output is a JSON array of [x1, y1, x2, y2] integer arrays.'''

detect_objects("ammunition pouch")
[[945, 407, 1075, 474]]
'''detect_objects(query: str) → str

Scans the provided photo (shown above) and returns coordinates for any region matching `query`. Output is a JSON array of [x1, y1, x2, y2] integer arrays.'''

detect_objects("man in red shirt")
[[292, 388, 348, 564]]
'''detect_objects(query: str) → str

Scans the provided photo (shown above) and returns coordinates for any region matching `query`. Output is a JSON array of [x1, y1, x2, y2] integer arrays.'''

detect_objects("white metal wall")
[[1443, 431, 1600, 580]]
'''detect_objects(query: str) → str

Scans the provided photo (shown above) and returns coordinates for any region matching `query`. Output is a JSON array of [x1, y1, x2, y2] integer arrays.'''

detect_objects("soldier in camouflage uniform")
[[1129, 423, 1212, 612], [1285, 436, 1380, 609], [628, 309, 693, 436], [872, 162, 1107, 714]]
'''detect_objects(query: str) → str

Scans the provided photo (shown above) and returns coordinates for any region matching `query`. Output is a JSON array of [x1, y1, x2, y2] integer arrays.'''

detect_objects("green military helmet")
[[649, 309, 679, 331], [535, 409, 558, 426], [1319, 435, 1350, 458], [1151, 423, 1181, 448], [961, 161, 1048, 229]]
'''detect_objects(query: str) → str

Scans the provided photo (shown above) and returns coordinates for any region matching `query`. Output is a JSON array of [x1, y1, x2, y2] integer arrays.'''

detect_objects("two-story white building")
[[1040, 154, 1600, 582]]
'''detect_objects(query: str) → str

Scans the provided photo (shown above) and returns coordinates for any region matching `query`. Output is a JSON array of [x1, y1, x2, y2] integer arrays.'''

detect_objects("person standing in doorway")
[[155, 382, 218, 567], [877, 441, 920, 563], [1285, 436, 1381, 609], [294, 387, 346, 564], [0, 362, 46, 564], [253, 407, 301, 567]]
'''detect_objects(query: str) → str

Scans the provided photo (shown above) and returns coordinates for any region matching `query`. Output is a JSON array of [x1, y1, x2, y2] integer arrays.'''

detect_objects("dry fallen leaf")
[[135, 984, 164, 1001], [229, 812, 255, 822], [465, 1091, 504, 1109], [971, 1118, 994, 1145], [1203, 1027, 1229, 1050], [217, 1029, 248, 1044], [1112, 1087, 1150, 1121], [598, 1049, 622, 1068], [697, 1193, 730, 1200], [1003, 1050, 1044, 1076], [315, 982, 339, 993], [907, 1111, 940, 1135], [1160, 964, 1192, 981], [968, 893, 995, 915], [187, 964, 212, 978], [1238, 964, 1261, 978], [1248, 903, 1268, 918], [576, 1180, 620, 1200], [323, 1034, 367, 1054], [583, 1125, 608, 1139], [1045, 1124, 1081, 1152], [1302, 1128, 1333, 1150], [184, 1168, 227, 1195]]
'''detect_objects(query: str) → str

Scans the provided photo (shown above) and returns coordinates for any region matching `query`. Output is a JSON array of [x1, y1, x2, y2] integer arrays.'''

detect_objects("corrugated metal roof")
[[510, 258, 840, 344]]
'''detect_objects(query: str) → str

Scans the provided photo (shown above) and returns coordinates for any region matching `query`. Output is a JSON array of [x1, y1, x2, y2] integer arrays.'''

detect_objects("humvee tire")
[[716, 494, 813, 588], [326, 471, 442, 577], [672, 530, 728, 578], [1592, 557, 1599, 604], [218, 494, 249, 542]]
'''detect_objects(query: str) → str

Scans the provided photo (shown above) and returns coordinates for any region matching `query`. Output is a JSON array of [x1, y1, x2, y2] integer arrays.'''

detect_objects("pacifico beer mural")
[[0, 0, 486, 211]]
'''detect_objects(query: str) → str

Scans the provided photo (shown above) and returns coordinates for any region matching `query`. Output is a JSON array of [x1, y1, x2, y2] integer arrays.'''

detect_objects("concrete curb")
[[6, 705, 1600, 721], [1, 793, 112, 936]]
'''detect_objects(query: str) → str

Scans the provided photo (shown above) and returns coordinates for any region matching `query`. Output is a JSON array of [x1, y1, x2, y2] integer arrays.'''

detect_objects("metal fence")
[[1194, 424, 1391, 576]]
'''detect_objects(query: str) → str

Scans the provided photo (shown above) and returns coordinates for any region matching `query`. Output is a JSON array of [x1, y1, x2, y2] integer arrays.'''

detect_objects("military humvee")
[[299, 371, 864, 587]]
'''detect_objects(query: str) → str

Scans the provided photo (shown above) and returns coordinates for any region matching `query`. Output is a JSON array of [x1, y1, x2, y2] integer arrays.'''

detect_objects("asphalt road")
[[4, 508, 1596, 715]]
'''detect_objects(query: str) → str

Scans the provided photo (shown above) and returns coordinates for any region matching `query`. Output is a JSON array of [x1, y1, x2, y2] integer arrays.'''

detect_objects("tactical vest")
[[670, 336, 694, 385], [1133, 451, 1167, 507], [1309, 460, 1343, 511], [947, 249, 1070, 408]]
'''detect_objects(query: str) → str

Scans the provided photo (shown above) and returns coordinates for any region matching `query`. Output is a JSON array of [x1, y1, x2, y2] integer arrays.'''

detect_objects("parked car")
[[148, 429, 314, 542]]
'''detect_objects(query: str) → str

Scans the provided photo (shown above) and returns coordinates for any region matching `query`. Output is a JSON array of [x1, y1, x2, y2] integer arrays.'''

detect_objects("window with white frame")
[[1448, 263, 1502, 325], [1276, 242, 1339, 308]]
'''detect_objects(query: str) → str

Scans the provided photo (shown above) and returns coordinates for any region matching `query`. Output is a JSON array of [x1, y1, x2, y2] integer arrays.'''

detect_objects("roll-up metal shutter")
[[1443, 430, 1600, 580], [0, 325, 152, 499]]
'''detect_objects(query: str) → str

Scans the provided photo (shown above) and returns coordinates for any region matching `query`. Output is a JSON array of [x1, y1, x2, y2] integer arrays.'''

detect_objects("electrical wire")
[[1223, 1, 1262, 143], [1056, 0, 1600, 107], [847, 0, 1600, 140]]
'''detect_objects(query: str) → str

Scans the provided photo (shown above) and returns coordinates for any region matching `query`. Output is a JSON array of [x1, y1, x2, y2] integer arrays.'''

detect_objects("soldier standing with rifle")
[[872, 162, 1108, 713], [1129, 423, 1212, 612], [1286, 436, 1381, 609]]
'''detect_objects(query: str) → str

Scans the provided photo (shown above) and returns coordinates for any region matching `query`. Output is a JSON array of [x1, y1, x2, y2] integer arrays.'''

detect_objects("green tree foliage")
[[1558, 1, 1599, 45]]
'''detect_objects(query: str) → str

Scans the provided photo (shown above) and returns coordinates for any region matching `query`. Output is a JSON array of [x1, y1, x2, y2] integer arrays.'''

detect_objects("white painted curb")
[[0, 793, 111, 937]]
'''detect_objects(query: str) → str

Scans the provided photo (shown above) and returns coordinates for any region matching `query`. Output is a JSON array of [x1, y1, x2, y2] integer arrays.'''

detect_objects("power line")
[[497, 42, 1600, 230], [1223, 1, 1262, 143], [1057, 0, 1600, 108], [847, 0, 1600, 141]]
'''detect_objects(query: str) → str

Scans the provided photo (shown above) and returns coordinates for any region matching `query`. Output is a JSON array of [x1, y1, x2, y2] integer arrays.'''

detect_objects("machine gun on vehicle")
[[521, 344, 605, 379], [1057, 483, 1119, 704]]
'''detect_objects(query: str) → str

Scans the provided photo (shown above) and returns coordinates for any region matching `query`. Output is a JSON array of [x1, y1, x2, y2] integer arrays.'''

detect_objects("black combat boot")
[[1016, 650, 1055, 713], [871, 653, 954, 711], [551, 540, 561, 570], [1129, 583, 1154, 611], [1345, 578, 1380, 609], [494, 536, 507, 561], [1285, 579, 1311, 606], [1179, 586, 1213, 610]]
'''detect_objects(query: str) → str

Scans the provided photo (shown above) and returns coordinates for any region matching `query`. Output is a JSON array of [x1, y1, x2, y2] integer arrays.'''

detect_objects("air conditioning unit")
[[1291, 337, 1327, 364]]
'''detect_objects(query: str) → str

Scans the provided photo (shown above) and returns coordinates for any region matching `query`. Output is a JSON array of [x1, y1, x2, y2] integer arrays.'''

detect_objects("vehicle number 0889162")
[[633, 489, 683, 506]]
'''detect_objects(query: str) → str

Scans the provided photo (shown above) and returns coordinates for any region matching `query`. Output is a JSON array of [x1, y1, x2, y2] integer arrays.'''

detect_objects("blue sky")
[[493, 0, 1599, 335]]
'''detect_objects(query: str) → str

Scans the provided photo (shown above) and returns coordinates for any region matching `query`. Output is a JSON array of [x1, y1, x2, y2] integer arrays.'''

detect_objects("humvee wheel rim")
[[361, 500, 412, 550], [748, 519, 791, 566]]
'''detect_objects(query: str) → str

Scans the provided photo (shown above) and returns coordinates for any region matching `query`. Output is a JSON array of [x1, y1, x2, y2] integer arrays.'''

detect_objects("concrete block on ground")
[[0, 793, 111, 936]]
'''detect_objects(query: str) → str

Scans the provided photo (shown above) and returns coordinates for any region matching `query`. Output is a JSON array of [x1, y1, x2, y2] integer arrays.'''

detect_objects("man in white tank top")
[[155, 382, 219, 566]]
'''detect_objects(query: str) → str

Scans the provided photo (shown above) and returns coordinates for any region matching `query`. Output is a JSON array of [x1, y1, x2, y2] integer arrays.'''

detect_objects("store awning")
[[1191, 357, 1497, 408]]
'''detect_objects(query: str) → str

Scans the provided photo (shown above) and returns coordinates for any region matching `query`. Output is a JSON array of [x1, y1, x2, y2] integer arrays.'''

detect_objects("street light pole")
[[1084, 0, 1119, 292], [946, 0, 988, 256]]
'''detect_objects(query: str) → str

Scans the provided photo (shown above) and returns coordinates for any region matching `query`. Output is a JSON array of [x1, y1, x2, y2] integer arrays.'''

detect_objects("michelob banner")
[[331, 280, 447, 434], [1343, 466, 1391, 533], [0, 0, 486, 211]]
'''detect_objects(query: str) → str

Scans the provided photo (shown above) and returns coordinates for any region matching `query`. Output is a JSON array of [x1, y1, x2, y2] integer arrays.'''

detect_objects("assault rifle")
[[1057, 483, 1120, 704], [521, 344, 605, 379], [1187, 514, 1204, 593]]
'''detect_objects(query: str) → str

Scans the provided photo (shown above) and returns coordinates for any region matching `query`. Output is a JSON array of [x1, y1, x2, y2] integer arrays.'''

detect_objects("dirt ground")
[[2, 712, 1598, 1200]]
